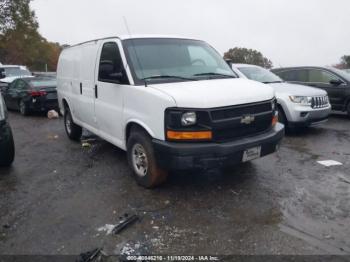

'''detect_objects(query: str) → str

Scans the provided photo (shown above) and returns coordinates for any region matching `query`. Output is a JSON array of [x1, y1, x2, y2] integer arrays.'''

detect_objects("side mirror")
[[329, 79, 343, 86], [225, 59, 233, 67], [99, 61, 124, 83]]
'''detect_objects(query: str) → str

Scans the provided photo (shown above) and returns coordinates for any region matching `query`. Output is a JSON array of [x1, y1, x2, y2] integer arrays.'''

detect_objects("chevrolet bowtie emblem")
[[241, 115, 255, 125]]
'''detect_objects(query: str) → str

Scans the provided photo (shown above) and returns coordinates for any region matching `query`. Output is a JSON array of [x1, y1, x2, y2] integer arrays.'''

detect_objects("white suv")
[[57, 36, 284, 188], [232, 64, 331, 129]]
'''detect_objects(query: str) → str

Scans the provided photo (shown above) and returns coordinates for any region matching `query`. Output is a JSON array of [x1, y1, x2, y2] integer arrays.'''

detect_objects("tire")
[[127, 128, 168, 188], [19, 99, 29, 116], [64, 106, 82, 141], [0, 125, 15, 167], [347, 102, 350, 118]]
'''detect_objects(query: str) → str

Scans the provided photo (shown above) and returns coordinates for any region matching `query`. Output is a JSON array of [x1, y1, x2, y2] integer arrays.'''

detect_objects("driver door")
[[94, 40, 130, 148]]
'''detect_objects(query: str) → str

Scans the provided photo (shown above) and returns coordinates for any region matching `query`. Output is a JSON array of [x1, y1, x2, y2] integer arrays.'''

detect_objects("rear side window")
[[278, 70, 308, 82], [98, 42, 129, 84], [308, 69, 339, 83], [15, 80, 27, 89]]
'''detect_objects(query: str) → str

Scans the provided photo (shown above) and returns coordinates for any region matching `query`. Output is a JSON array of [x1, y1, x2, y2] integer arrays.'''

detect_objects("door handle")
[[80, 83, 82, 94], [95, 85, 98, 98]]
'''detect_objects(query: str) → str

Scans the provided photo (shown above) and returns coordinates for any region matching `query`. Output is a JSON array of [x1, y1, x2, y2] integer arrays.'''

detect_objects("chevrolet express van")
[[57, 35, 284, 188]]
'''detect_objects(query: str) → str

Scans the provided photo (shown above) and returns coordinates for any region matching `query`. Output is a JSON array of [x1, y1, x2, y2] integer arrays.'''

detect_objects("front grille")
[[311, 96, 329, 109], [210, 100, 274, 142], [211, 101, 272, 121]]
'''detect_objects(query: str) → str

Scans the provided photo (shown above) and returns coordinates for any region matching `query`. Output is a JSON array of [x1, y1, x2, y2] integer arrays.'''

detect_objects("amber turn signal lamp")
[[272, 112, 279, 127], [167, 130, 212, 140]]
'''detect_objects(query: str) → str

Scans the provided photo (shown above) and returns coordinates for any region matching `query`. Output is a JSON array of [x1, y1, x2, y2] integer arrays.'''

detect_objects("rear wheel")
[[347, 102, 350, 118], [64, 107, 82, 141], [0, 125, 15, 167], [19, 100, 29, 116], [127, 128, 168, 188]]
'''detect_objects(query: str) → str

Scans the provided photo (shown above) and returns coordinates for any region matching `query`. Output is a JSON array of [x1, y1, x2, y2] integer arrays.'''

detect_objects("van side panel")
[[57, 46, 81, 120], [76, 42, 99, 130]]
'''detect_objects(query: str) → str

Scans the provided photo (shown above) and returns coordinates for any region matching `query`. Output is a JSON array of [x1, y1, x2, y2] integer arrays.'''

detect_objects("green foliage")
[[0, 0, 61, 71], [341, 55, 350, 68], [224, 47, 273, 69]]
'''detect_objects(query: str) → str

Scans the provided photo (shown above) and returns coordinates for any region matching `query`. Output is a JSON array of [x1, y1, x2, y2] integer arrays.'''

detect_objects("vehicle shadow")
[[165, 162, 257, 190], [330, 112, 349, 120], [285, 126, 325, 138]]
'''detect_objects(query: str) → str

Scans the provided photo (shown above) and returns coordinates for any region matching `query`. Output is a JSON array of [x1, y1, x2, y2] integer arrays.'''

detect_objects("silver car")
[[232, 64, 331, 129]]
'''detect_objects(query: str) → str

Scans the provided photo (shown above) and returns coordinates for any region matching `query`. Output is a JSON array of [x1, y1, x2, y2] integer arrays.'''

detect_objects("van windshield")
[[122, 38, 236, 85]]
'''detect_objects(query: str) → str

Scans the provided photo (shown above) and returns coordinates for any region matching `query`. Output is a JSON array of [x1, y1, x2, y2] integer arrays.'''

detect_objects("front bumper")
[[153, 123, 285, 170], [287, 105, 331, 127]]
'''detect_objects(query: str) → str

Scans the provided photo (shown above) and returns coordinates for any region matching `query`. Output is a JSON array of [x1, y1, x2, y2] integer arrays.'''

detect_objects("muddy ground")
[[0, 112, 349, 256]]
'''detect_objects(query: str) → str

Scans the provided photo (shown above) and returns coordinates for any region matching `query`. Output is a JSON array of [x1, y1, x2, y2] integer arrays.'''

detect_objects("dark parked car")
[[272, 66, 350, 116], [3, 77, 58, 115], [0, 93, 15, 167]]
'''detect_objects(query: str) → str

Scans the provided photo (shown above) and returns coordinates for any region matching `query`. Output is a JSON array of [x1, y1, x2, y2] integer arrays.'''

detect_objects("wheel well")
[[277, 104, 288, 120], [62, 99, 69, 113], [277, 104, 285, 114], [125, 122, 151, 142]]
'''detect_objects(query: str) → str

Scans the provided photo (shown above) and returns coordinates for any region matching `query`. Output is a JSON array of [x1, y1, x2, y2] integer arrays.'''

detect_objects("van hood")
[[269, 82, 327, 96], [149, 78, 274, 108]]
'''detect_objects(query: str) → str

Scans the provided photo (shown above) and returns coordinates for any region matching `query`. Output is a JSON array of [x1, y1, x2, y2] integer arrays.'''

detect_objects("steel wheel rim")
[[65, 113, 72, 134], [131, 143, 148, 177]]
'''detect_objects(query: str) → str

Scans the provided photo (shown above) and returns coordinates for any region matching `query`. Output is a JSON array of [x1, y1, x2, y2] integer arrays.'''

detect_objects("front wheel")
[[127, 129, 168, 188], [64, 107, 82, 141]]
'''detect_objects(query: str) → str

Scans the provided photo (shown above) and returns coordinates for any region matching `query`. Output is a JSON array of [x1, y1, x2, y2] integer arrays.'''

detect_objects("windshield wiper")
[[263, 81, 284, 84], [141, 75, 197, 87], [193, 72, 236, 79], [141, 75, 196, 81]]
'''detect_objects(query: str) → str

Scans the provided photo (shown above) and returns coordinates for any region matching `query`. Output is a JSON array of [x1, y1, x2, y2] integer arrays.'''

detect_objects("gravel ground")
[[0, 112, 349, 256]]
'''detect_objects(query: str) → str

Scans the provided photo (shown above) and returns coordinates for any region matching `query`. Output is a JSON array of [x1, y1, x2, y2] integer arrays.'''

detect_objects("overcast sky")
[[31, 0, 350, 68]]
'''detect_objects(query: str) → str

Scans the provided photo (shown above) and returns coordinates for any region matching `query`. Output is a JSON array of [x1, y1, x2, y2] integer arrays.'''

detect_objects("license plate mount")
[[242, 146, 262, 162]]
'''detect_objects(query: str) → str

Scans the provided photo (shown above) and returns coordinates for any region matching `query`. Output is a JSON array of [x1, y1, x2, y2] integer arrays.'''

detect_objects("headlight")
[[289, 96, 312, 106], [181, 112, 197, 126], [0, 96, 6, 121]]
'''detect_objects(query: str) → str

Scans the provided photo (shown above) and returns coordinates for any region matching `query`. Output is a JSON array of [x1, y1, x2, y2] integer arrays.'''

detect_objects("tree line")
[[0, 0, 62, 71], [0, 0, 349, 71]]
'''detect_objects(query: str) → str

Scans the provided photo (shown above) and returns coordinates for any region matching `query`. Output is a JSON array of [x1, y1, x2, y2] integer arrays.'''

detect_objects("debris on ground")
[[113, 214, 139, 234], [118, 241, 151, 261], [97, 214, 139, 236], [76, 248, 104, 262], [338, 175, 350, 185], [317, 160, 343, 167], [47, 134, 59, 140], [81, 138, 98, 144], [82, 142, 92, 148], [2, 224, 10, 229], [231, 189, 240, 196], [47, 110, 59, 119], [97, 224, 116, 235]]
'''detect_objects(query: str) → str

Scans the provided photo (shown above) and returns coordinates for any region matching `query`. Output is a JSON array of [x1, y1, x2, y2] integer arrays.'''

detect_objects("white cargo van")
[[57, 35, 284, 188]]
